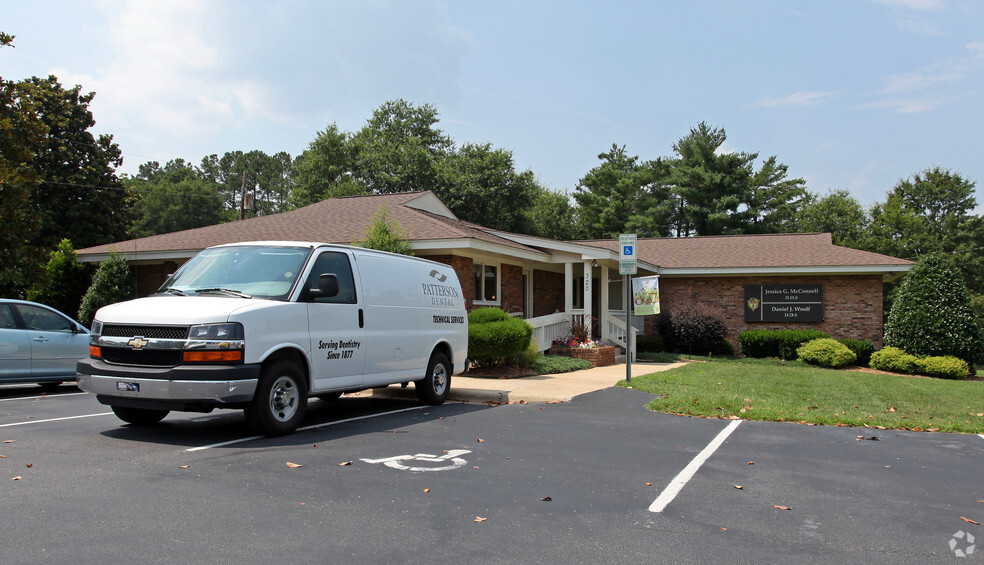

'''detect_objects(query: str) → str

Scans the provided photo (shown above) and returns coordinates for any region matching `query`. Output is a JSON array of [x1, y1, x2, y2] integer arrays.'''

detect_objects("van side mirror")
[[309, 273, 339, 299]]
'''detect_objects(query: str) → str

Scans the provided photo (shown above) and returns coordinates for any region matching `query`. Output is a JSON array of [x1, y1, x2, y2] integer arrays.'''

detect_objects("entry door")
[[304, 251, 367, 391]]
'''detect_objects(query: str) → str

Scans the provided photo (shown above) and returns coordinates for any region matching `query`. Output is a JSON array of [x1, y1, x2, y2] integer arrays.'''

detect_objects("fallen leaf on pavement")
[[3, 440, 15, 444], [474, 516, 487, 522], [477, 438, 485, 443], [733, 485, 743, 490], [338, 461, 352, 466], [540, 497, 552, 502], [961, 517, 981, 525], [12, 476, 22, 480], [179, 465, 190, 469], [748, 461, 755, 465], [646, 483, 653, 486], [286, 462, 303, 468], [773, 505, 791, 510], [424, 489, 431, 493]]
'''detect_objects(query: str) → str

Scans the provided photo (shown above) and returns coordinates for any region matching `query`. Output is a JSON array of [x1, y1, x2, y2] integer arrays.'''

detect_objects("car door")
[[16, 303, 89, 379], [303, 250, 367, 391], [0, 304, 32, 381]]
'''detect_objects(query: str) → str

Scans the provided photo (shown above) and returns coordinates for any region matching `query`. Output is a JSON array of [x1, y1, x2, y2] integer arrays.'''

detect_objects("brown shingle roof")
[[76, 191, 541, 257], [576, 233, 913, 270]]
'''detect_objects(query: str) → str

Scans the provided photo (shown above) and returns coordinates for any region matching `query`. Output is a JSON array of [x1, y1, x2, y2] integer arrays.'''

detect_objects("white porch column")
[[564, 262, 573, 315], [582, 261, 592, 324], [599, 264, 609, 342]]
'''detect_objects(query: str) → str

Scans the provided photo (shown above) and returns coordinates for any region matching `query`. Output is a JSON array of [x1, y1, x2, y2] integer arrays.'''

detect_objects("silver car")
[[0, 299, 89, 388]]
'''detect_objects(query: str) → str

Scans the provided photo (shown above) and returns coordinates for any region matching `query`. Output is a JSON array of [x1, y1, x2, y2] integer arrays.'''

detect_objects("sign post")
[[619, 235, 637, 382]]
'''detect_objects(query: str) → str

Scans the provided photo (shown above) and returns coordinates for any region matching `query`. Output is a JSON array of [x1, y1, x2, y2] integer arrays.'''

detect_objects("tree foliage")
[[351, 205, 414, 256], [25, 239, 93, 319], [866, 167, 983, 294], [77, 252, 133, 326], [795, 189, 869, 248], [127, 159, 230, 237], [884, 253, 984, 365]]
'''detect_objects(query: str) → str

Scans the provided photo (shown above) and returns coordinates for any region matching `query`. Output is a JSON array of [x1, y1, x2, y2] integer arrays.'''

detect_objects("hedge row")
[[870, 346, 970, 379], [467, 308, 533, 365], [738, 329, 830, 360]]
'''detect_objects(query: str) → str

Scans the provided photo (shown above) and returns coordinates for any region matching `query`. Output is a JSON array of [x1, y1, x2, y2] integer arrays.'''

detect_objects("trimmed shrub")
[[635, 333, 666, 353], [884, 253, 984, 366], [837, 339, 875, 367], [528, 355, 593, 375], [739, 329, 830, 360], [869, 347, 919, 374], [797, 338, 857, 369], [467, 308, 533, 366], [468, 307, 511, 325], [914, 356, 970, 380]]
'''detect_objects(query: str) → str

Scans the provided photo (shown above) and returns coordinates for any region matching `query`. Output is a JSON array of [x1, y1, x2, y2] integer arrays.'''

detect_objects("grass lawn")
[[621, 356, 984, 434]]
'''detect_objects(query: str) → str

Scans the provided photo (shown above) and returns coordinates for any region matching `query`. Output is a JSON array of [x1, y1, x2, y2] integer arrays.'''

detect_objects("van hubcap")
[[270, 377, 298, 421]]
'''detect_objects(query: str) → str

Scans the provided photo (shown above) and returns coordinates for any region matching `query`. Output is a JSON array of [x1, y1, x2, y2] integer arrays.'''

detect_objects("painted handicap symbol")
[[361, 449, 472, 472]]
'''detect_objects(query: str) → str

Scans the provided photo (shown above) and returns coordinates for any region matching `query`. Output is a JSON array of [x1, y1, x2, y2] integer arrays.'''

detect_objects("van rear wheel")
[[245, 360, 308, 436], [415, 353, 450, 405]]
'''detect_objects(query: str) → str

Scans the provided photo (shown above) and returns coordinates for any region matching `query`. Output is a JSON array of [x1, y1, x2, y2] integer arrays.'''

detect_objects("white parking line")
[[184, 405, 429, 452], [649, 419, 743, 513], [0, 412, 114, 428], [0, 392, 89, 403], [978, 434, 984, 441]]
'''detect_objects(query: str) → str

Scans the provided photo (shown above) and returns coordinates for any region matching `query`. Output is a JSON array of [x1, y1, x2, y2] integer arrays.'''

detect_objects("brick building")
[[76, 192, 912, 351]]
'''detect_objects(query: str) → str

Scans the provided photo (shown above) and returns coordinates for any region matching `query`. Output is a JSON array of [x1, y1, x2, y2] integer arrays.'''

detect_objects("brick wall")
[[646, 275, 885, 349], [533, 269, 564, 317], [500, 263, 524, 315], [133, 261, 182, 297]]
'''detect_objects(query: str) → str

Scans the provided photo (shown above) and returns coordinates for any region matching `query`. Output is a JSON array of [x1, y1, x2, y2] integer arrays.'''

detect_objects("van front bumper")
[[76, 359, 260, 406]]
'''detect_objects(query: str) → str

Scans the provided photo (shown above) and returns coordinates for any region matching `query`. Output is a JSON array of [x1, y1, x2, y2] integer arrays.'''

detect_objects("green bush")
[[468, 307, 511, 325], [77, 252, 133, 326], [635, 334, 666, 353], [796, 338, 857, 369], [467, 308, 533, 366], [739, 329, 830, 360], [837, 339, 875, 367], [914, 356, 970, 380], [528, 355, 593, 375], [869, 347, 919, 374], [884, 253, 984, 366]]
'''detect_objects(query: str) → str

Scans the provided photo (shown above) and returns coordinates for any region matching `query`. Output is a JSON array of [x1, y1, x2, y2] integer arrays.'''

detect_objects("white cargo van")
[[76, 242, 468, 436]]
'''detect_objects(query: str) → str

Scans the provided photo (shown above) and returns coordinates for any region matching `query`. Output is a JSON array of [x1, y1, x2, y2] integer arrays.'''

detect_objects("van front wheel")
[[416, 353, 450, 405], [245, 361, 308, 436]]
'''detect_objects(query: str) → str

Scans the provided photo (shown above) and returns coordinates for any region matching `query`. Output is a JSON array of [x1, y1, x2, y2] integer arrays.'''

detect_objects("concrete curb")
[[367, 361, 687, 405]]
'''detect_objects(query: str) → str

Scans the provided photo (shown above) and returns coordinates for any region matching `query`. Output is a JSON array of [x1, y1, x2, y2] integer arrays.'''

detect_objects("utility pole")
[[239, 171, 246, 221]]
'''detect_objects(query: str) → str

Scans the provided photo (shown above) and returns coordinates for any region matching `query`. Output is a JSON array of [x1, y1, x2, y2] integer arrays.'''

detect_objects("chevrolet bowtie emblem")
[[127, 337, 149, 349]]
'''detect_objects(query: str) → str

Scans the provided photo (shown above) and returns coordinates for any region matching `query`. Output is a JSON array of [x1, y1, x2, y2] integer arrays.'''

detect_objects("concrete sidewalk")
[[367, 361, 687, 405]]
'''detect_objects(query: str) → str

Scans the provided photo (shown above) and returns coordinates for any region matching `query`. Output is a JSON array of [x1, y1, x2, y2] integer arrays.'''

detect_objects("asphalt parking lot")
[[2, 383, 982, 564]]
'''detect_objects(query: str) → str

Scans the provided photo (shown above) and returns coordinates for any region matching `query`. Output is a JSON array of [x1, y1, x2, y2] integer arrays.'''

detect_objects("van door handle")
[[358, 309, 364, 329]]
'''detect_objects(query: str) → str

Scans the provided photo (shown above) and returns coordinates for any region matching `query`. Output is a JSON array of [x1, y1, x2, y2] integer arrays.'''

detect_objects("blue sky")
[[4, 0, 983, 212]]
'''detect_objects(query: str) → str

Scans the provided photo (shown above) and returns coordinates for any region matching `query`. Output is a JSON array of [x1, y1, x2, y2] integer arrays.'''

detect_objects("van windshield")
[[158, 246, 312, 301]]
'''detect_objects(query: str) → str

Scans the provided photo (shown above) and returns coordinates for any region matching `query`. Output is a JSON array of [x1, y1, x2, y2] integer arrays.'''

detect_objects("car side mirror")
[[309, 273, 339, 299]]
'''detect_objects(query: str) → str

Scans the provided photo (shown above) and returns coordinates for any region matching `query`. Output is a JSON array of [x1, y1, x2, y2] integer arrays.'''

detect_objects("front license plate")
[[116, 381, 139, 392]]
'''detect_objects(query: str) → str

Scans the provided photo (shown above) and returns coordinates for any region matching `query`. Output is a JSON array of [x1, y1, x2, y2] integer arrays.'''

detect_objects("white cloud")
[[871, 0, 945, 10], [968, 41, 984, 58], [757, 91, 841, 107], [851, 98, 939, 113]]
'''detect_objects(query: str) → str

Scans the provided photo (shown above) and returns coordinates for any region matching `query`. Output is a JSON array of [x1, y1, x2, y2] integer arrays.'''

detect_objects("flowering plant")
[[552, 338, 610, 349]]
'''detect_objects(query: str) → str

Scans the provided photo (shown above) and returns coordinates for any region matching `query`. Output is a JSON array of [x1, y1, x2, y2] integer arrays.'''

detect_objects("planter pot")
[[548, 345, 617, 367]]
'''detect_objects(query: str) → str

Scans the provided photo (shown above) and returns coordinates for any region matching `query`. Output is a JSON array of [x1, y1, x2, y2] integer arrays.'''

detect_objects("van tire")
[[112, 406, 169, 425], [245, 360, 308, 436], [416, 352, 451, 405]]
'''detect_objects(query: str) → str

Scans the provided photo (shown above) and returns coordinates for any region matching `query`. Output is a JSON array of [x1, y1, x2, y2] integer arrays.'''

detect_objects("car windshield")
[[158, 246, 312, 301]]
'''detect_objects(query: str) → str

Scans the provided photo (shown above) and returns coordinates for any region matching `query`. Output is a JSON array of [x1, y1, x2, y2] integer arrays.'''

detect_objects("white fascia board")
[[657, 265, 913, 276], [490, 231, 616, 260], [410, 238, 550, 263], [78, 249, 202, 263]]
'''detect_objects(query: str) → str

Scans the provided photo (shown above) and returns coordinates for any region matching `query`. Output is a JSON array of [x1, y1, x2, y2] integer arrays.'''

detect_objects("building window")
[[473, 263, 498, 303]]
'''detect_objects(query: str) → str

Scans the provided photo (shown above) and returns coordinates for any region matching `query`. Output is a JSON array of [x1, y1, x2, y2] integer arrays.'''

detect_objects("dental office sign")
[[744, 284, 824, 323]]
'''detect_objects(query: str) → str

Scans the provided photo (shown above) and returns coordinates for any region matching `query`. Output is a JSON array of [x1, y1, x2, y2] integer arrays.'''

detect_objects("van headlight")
[[189, 323, 244, 340], [183, 323, 245, 363]]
